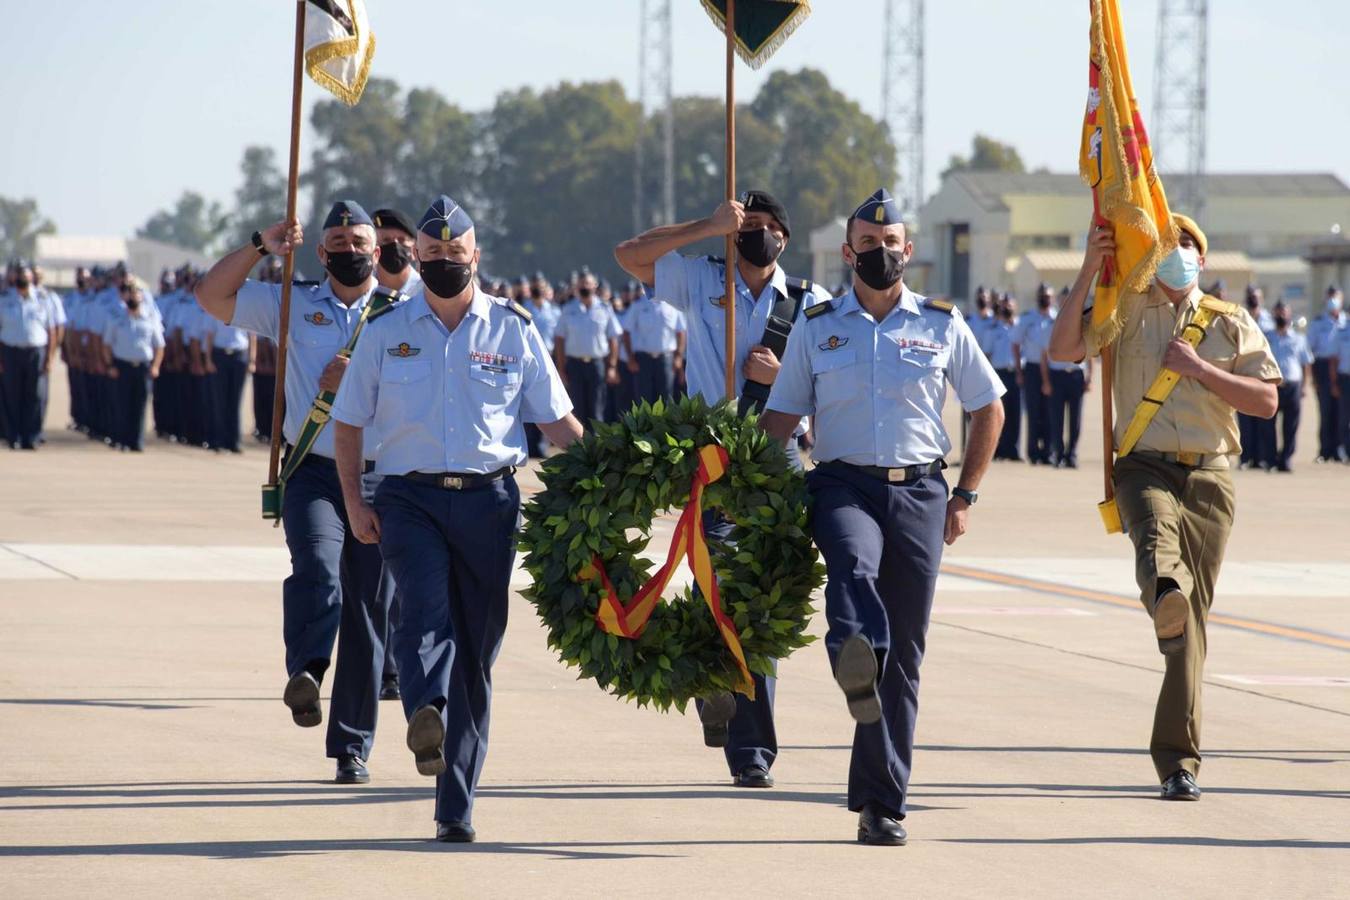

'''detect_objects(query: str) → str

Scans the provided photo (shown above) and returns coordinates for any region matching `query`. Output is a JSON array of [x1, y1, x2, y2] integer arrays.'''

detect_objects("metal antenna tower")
[[1152, 0, 1208, 219], [882, 0, 925, 220], [635, 0, 675, 231]]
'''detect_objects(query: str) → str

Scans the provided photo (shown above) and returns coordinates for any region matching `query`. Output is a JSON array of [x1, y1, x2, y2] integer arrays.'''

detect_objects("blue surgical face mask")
[[1155, 246, 1200, 291]]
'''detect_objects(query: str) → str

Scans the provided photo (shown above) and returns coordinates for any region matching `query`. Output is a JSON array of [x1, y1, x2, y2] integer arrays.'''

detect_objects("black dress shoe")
[[435, 821, 476, 843], [733, 765, 774, 788], [283, 671, 322, 728], [834, 635, 881, 724], [335, 755, 370, 784], [857, 804, 907, 846], [1160, 769, 1201, 801], [380, 676, 401, 701], [407, 705, 447, 776], [699, 691, 737, 748]]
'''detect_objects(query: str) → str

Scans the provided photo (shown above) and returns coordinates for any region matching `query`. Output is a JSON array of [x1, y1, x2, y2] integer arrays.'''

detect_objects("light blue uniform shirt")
[[555, 297, 622, 359], [627, 294, 687, 354], [1335, 324, 1350, 376], [38, 288, 66, 328], [767, 286, 1005, 468], [968, 312, 997, 356], [103, 310, 165, 363], [332, 288, 572, 475], [653, 252, 833, 405], [521, 298, 560, 346], [1307, 313, 1343, 359], [1012, 308, 1056, 368], [1266, 329, 1312, 383], [202, 314, 251, 353], [987, 319, 1017, 370], [230, 278, 380, 460], [0, 292, 56, 347], [1251, 306, 1275, 333]]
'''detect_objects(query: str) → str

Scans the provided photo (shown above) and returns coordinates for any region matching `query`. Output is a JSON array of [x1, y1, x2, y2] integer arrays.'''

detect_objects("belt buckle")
[[887, 467, 906, 483], [1176, 451, 1200, 467], [442, 475, 464, 490]]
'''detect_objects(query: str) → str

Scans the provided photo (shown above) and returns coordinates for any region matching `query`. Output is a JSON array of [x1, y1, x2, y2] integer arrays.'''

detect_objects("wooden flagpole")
[[267, 0, 308, 488], [723, 0, 737, 400]]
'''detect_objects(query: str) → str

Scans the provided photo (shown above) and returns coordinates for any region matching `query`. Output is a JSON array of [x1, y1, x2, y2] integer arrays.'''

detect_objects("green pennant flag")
[[700, 0, 812, 69]]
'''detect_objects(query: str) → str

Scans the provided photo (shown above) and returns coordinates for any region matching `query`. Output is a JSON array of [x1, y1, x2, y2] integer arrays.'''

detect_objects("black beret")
[[741, 189, 791, 238]]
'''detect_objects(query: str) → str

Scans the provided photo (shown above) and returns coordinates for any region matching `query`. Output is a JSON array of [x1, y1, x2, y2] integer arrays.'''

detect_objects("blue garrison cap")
[[851, 188, 903, 226], [418, 195, 474, 242], [322, 200, 374, 231]]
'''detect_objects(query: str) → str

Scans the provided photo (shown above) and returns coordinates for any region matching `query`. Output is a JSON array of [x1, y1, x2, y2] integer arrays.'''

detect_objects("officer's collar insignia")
[[304, 311, 331, 326], [818, 335, 849, 351], [387, 342, 421, 358]]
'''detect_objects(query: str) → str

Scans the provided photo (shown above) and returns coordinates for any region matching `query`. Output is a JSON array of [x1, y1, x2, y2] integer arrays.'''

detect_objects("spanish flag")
[[304, 0, 375, 106], [1080, 0, 1176, 348]]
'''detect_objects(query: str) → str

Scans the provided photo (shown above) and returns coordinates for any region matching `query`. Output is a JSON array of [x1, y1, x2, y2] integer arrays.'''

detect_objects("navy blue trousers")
[[1312, 360, 1338, 459], [635, 352, 676, 405], [807, 463, 947, 818], [112, 360, 151, 450], [1, 344, 43, 447], [252, 372, 275, 441], [281, 456, 393, 760], [995, 368, 1021, 459], [375, 475, 520, 824], [691, 441, 800, 774], [1021, 364, 1050, 463], [565, 357, 606, 428], [1048, 367, 1086, 466], [210, 349, 247, 452]]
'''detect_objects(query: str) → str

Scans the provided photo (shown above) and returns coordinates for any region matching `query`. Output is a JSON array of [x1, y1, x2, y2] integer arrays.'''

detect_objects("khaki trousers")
[[1114, 454, 1236, 781]]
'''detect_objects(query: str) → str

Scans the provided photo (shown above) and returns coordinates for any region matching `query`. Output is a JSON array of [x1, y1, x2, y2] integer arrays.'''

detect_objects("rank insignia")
[[818, 335, 849, 351], [304, 312, 331, 326], [387, 342, 421, 358]]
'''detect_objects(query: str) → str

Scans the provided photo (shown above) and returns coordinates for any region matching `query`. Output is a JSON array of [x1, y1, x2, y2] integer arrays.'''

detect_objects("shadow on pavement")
[[940, 836, 1350, 849]]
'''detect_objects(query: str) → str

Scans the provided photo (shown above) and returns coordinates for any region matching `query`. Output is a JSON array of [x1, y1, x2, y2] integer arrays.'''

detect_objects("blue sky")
[[5, 0, 1348, 236]]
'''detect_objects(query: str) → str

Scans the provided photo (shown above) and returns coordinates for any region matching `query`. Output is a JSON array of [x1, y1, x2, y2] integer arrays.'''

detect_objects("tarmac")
[[1, 367, 1348, 898]]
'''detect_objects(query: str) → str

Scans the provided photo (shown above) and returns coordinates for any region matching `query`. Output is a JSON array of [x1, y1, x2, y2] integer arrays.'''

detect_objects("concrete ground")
[[1, 367, 1347, 898]]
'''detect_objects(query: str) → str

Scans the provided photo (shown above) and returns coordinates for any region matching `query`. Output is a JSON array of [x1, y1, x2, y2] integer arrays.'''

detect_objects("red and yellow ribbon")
[[583, 444, 754, 698]]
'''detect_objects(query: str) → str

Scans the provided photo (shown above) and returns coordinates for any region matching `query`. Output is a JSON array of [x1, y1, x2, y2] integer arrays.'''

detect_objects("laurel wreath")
[[518, 396, 823, 710]]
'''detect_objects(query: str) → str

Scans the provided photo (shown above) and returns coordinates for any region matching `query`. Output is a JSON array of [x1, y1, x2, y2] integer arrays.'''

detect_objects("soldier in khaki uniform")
[[1049, 214, 1280, 801]]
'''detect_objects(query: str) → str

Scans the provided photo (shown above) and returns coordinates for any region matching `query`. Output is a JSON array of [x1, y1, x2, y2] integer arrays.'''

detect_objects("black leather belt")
[[824, 459, 947, 483], [637, 351, 670, 359], [287, 445, 374, 474], [402, 467, 513, 490]]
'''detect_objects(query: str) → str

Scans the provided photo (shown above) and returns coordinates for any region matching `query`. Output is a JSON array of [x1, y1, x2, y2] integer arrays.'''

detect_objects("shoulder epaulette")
[[704, 255, 725, 267], [1199, 296, 1239, 317], [804, 300, 835, 320], [292, 279, 321, 287], [923, 297, 955, 314], [507, 299, 533, 322]]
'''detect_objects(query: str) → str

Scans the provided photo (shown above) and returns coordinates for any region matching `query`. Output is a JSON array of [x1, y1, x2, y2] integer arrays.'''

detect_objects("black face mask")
[[850, 245, 906, 291], [15, 277, 31, 290], [378, 242, 412, 275], [578, 287, 594, 300], [126, 299, 141, 311], [1274, 316, 1290, 329], [1038, 298, 1052, 311], [736, 227, 783, 267], [420, 259, 474, 298], [325, 250, 375, 288]]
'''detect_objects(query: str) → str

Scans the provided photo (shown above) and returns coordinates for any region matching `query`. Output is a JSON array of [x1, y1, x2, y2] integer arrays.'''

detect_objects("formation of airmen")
[[3, 179, 1312, 846]]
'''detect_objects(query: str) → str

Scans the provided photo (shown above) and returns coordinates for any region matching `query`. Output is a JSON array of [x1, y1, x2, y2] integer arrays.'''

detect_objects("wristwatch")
[[251, 230, 269, 256], [952, 487, 979, 506]]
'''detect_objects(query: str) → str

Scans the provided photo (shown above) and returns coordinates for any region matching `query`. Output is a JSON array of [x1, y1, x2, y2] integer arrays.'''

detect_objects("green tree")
[[229, 145, 287, 247], [303, 78, 479, 270], [749, 69, 897, 275], [481, 80, 640, 280], [941, 134, 1027, 178], [0, 196, 56, 261], [137, 191, 227, 254]]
